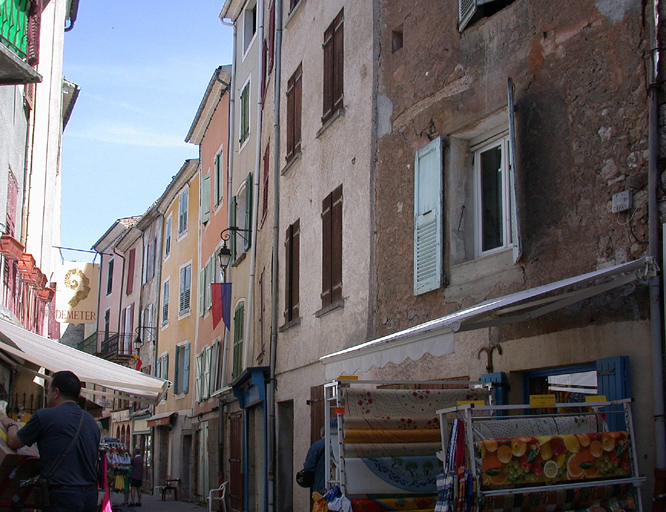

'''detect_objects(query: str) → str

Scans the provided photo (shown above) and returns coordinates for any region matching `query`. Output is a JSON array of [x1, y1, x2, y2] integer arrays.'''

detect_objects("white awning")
[[321, 257, 657, 379], [0, 320, 168, 405]]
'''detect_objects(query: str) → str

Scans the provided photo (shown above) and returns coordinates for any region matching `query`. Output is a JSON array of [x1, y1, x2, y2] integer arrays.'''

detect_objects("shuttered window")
[[322, 10, 344, 124], [285, 220, 300, 322], [179, 264, 192, 315], [413, 137, 443, 295], [174, 343, 190, 395], [165, 216, 172, 259], [244, 173, 253, 252], [233, 303, 244, 379], [230, 196, 237, 261], [286, 64, 302, 163], [202, 173, 211, 224], [162, 280, 169, 324], [321, 185, 343, 308], [178, 187, 189, 236], [126, 248, 135, 295], [215, 152, 224, 206], [240, 81, 250, 145], [107, 259, 114, 296]]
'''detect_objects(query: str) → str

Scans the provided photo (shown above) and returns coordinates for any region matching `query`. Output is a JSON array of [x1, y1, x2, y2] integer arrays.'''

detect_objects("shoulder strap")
[[46, 408, 85, 479]]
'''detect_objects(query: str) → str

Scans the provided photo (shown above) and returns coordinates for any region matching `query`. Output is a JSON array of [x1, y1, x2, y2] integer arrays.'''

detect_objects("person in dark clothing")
[[1, 371, 101, 512], [129, 447, 144, 507], [303, 426, 327, 495]]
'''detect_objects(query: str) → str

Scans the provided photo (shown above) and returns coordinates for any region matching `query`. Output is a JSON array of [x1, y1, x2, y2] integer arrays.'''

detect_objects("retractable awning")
[[321, 257, 657, 379], [146, 411, 177, 427], [0, 320, 168, 405]]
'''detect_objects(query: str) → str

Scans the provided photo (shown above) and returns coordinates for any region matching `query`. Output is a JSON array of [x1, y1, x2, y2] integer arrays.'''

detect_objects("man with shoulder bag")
[[1, 371, 101, 512]]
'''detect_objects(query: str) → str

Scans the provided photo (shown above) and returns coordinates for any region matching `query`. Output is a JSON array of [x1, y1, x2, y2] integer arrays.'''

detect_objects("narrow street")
[[110, 492, 208, 512]]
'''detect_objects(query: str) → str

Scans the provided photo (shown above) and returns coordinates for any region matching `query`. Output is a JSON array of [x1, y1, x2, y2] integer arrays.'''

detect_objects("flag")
[[212, 282, 232, 330], [132, 355, 142, 371]]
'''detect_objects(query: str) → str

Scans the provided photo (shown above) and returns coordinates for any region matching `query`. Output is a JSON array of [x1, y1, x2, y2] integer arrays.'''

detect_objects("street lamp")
[[217, 227, 251, 272], [134, 326, 158, 350]]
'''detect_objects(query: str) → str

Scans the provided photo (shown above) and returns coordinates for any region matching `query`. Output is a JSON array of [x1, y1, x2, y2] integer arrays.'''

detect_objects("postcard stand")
[[437, 399, 646, 512]]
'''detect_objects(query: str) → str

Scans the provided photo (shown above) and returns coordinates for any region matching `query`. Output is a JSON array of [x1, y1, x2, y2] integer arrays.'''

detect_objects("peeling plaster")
[[595, 0, 639, 25]]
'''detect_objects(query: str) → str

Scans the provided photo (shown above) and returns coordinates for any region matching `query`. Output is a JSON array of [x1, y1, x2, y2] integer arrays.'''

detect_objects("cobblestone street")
[[111, 491, 209, 512]]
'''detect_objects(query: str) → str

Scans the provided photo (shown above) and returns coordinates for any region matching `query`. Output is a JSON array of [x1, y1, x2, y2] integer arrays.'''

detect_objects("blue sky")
[[60, 1, 233, 261]]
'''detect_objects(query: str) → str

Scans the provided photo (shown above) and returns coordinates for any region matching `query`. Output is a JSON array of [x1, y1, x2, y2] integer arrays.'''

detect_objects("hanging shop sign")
[[55, 262, 99, 324]]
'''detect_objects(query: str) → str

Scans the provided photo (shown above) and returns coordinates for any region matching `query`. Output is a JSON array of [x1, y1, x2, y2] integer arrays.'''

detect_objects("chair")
[[161, 478, 180, 501], [207, 481, 228, 512]]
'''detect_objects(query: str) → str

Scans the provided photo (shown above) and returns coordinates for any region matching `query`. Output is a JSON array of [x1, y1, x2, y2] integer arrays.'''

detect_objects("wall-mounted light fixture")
[[217, 227, 251, 271]]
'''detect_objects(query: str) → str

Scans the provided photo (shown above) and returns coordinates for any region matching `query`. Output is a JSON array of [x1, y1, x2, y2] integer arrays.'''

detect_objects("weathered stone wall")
[[374, 0, 654, 339]]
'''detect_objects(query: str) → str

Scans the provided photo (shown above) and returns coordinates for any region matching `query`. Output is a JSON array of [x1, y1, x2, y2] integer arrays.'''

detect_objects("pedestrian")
[[129, 447, 144, 507], [302, 426, 326, 495], [1, 370, 101, 512]]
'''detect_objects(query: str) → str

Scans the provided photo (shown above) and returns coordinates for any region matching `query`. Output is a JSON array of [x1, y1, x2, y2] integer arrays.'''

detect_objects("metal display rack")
[[437, 399, 646, 512]]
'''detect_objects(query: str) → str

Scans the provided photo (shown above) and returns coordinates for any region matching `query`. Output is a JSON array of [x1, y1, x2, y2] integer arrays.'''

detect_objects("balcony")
[[99, 333, 135, 364], [0, 0, 41, 84], [77, 331, 99, 356]]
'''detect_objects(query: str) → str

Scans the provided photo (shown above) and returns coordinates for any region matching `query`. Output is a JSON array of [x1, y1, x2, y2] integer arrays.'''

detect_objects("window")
[[174, 343, 190, 395], [289, 0, 301, 12], [230, 174, 253, 261], [126, 248, 136, 295], [459, 0, 516, 32], [178, 187, 189, 236], [162, 280, 170, 325], [179, 264, 192, 315], [286, 64, 302, 162], [202, 173, 211, 224], [322, 9, 344, 124], [104, 309, 110, 339], [413, 138, 443, 295], [321, 185, 342, 309], [240, 80, 251, 145], [144, 238, 155, 283], [215, 151, 224, 206], [232, 303, 245, 379], [106, 258, 114, 296], [198, 254, 216, 316], [195, 342, 220, 402], [157, 353, 169, 399], [165, 215, 172, 259], [262, 1, 276, 92], [243, 2, 257, 52], [284, 220, 300, 323]]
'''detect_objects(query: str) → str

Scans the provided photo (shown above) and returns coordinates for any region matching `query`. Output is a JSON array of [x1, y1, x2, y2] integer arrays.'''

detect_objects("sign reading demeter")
[[55, 262, 99, 324]]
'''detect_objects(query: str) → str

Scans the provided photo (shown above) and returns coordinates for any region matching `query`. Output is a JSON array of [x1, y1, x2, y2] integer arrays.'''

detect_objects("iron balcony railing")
[[77, 331, 99, 356], [99, 332, 134, 361], [0, 0, 39, 63]]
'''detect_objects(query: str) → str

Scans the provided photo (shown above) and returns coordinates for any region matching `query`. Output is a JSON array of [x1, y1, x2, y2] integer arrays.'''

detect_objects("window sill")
[[316, 107, 345, 139], [178, 310, 191, 320], [279, 317, 301, 332], [175, 393, 186, 400], [284, 0, 306, 29], [281, 151, 302, 176], [232, 251, 247, 267], [315, 299, 344, 318]]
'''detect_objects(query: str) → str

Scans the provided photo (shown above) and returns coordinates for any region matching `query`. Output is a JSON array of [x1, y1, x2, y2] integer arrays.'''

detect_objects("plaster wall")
[[138, 213, 163, 376]]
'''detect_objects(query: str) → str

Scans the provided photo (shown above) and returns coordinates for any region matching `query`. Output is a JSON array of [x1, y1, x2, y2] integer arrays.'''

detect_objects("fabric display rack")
[[324, 380, 494, 512], [435, 399, 646, 512]]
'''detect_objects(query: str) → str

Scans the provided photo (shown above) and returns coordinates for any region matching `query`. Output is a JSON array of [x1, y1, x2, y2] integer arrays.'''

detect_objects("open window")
[[458, 0, 516, 32]]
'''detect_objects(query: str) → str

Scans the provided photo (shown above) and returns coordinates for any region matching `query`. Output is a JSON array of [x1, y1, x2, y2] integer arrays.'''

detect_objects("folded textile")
[[345, 429, 441, 444], [345, 456, 439, 494], [345, 443, 442, 458], [345, 417, 440, 431], [475, 416, 599, 439]]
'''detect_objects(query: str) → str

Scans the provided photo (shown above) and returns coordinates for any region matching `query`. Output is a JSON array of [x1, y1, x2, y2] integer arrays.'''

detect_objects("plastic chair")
[[207, 481, 228, 512], [162, 478, 180, 501]]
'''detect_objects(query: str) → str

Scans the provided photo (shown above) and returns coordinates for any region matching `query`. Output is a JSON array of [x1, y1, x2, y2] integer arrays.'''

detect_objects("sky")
[[60, 1, 233, 261]]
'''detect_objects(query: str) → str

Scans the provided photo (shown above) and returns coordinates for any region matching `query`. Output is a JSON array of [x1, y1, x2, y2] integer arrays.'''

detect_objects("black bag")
[[296, 469, 314, 488], [32, 476, 50, 508]]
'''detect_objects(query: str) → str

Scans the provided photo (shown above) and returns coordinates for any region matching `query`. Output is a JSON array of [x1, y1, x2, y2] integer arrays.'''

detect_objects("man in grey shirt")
[[1, 371, 100, 512]]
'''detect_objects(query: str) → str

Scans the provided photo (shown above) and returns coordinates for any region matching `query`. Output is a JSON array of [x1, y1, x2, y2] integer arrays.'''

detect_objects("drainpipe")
[[221, 15, 236, 391], [243, 0, 265, 372], [648, 0, 666, 470], [268, 2, 283, 512]]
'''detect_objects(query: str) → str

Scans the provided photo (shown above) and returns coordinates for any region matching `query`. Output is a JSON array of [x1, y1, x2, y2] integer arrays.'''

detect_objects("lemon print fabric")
[[479, 432, 631, 488]]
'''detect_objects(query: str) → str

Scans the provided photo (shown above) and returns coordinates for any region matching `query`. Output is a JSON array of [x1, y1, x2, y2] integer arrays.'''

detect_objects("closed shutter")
[[206, 256, 214, 310], [215, 152, 224, 206], [597, 356, 631, 431], [203, 345, 211, 399], [287, 72, 295, 160], [244, 173, 253, 251], [230, 196, 237, 260], [5, 174, 17, 237], [323, 22, 334, 122], [210, 341, 220, 392], [262, 144, 270, 219], [195, 353, 203, 402], [126, 248, 135, 295], [202, 173, 211, 223], [174, 349, 181, 394], [284, 220, 300, 322], [294, 66, 302, 155], [507, 78, 522, 264], [179, 189, 189, 235], [322, 10, 343, 123], [162, 281, 169, 324], [183, 343, 190, 394], [286, 65, 302, 161], [163, 354, 169, 397], [331, 186, 343, 303], [233, 303, 244, 379], [321, 193, 332, 307], [413, 137, 443, 295], [198, 269, 205, 317], [310, 385, 325, 446], [332, 10, 344, 114]]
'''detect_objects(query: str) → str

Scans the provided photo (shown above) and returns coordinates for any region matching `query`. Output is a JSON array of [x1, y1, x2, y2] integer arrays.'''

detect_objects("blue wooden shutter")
[[414, 137, 443, 295], [202, 173, 211, 223], [183, 343, 190, 394], [244, 173, 253, 251], [482, 372, 508, 415], [507, 78, 522, 264], [597, 356, 631, 431], [174, 349, 181, 394]]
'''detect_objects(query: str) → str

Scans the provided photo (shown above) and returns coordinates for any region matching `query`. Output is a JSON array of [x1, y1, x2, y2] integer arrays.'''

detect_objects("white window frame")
[[162, 278, 170, 326], [174, 341, 190, 396], [165, 214, 173, 260], [239, 77, 251, 149], [214, 147, 224, 208], [178, 186, 189, 237], [242, 0, 258, 57]]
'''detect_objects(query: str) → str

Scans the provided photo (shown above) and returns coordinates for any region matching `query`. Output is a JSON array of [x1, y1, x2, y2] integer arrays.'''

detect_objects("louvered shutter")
[[126, 249, 135, 294], [331, 186, 343, 303], [294, 66, 302, 154], [262, 144, 270, 218], [597, 356, 631, 431], [458, 0, 476, 31], [323, 22, 335, 122], [321, 193, 332, 307], [162, 281, 169, 324], [284, 224, 292, 319], [202, 173, 211, 223], [198, 269, 205, 317], [183, 343, 190, 394], [414, 137, 443, 295], [244, 173, 253, 251], [230, 196, 237, 261], [206, 256, 214, 309], [27, 0, 41, 65], [287, 73, 296, 160], [507, 78, 522, 264], [285, 220, 300, 321], [174, 349, 181, 394], [332, 11, 344, 114], [210, 341, 220, 392], [195, 353, 203, 402], [215, 153, 224, 206]]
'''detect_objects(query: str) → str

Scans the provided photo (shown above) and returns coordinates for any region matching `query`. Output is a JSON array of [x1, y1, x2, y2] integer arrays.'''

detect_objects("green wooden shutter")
[[210, 341, 220, 392], [206, 256, 214, 310], [198, 269, 205, 317], [230, 196, 237, 261], [597, 356, 631, 431], [183, 343, 190, 394], [244, 173, 253, 251], [195, 353, 203, 402], [414, 137, 443, 295], [202, 173, 211, 223]]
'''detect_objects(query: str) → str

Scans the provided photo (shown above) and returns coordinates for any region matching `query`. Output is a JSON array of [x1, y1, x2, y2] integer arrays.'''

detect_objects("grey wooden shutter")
[[459, 0, 476, 31], [183, 343, 190, 394], [413, 137, 443, 295], [202, 173, 211, 223], [507, 77, 522, 264]]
